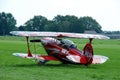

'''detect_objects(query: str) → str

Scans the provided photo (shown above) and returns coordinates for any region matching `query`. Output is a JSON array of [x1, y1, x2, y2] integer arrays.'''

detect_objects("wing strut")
[[26, 37, 32, 57]]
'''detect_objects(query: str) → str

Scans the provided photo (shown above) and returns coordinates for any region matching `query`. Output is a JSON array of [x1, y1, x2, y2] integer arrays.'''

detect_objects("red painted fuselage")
[[40, 37, 93, 65]]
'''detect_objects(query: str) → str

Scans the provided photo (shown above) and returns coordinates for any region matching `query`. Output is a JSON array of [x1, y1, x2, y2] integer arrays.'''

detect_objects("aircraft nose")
[[30, 39, 41, 42]]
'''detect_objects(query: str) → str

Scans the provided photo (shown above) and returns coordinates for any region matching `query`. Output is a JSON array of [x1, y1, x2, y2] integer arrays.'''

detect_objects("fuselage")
[[40, 37, 93, 64]]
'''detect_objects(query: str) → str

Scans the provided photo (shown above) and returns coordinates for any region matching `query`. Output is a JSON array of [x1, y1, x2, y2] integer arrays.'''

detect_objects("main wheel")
[[38, 60, 48, 65]]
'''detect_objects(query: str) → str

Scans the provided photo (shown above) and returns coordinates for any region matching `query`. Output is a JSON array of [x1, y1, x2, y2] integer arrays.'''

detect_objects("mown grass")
[[0, 36, 120, 80]]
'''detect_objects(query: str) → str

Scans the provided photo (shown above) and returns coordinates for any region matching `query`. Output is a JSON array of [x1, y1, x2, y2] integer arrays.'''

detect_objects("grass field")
[[0, 36, 120, 80]]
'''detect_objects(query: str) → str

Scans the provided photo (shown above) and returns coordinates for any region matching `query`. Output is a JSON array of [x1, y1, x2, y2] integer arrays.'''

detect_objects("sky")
[[0, 0, 120, 31]]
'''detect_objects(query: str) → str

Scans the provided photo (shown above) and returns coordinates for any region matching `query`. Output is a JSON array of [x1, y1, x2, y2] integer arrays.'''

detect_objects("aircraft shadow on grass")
[[12, 63, 98, 69]]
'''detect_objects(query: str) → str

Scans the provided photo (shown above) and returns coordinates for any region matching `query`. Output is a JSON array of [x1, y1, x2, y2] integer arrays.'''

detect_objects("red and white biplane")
[[10, 31, 109, 65]]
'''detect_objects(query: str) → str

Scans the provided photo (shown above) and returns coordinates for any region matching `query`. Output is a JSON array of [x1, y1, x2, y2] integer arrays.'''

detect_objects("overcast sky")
[[0, 0, 120, 31]]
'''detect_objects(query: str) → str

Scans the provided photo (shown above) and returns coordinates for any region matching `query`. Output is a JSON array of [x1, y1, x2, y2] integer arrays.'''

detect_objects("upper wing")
[[10, 31, 109, 39]]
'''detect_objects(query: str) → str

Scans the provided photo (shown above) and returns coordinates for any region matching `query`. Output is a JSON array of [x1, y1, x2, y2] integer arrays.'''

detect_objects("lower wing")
[[92, 55, 109, 64], [13, 53, 58, 61]]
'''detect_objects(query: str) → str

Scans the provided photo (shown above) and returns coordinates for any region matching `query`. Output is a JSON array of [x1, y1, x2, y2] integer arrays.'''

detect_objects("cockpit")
[[60, 39, 77, 49]]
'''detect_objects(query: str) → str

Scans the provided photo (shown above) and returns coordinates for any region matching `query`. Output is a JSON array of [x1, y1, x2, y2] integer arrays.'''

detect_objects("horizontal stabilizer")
[[92, 55, 109, 64]]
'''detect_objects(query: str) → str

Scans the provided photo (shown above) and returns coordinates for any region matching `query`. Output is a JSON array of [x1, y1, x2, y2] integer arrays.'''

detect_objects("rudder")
[[83, 43, 93, 65]]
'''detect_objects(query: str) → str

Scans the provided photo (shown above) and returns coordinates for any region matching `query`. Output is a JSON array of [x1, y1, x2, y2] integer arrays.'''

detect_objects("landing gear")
[[38, 60, 49, 65]]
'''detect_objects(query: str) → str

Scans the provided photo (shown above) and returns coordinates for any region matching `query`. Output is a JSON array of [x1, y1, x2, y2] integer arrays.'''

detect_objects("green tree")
[[0, 12, 16, 35], [18, 25, 26, 31], [53, 15, 87, 33], [44, 20, 58, 31], [79, 16, 102, 33], [25, 15, 48, 31], [23, 14, 102, 33]]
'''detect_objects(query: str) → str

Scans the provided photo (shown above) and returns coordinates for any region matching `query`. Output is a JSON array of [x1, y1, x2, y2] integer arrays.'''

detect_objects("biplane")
[[10, 31, 109, 65]]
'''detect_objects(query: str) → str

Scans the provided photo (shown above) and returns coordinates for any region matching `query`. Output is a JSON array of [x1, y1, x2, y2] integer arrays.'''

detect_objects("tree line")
[[0, 12, 103, 35]]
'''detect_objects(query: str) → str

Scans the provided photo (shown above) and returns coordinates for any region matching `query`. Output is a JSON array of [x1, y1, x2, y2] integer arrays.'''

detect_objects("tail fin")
[[83, 43, 93, 65]]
